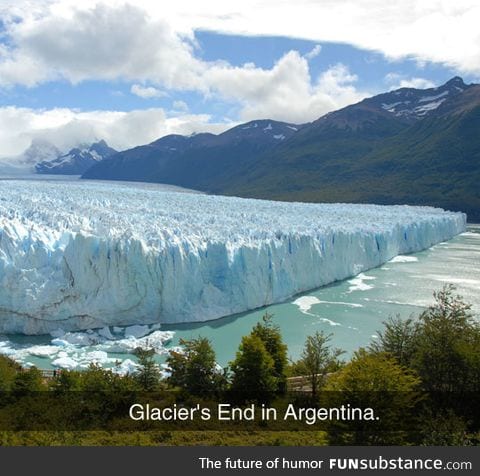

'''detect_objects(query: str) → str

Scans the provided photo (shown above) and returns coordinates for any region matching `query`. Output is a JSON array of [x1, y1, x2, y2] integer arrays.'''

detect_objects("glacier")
[[0, 179, 466, 335]]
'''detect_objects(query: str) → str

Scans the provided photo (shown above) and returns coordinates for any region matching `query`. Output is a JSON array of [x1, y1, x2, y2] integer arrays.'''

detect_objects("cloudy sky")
[[0, 0, 479, 157]]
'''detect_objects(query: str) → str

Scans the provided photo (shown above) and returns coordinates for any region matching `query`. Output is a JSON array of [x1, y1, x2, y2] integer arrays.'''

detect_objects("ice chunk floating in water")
[[347, 273, 377, 293], [0, 180, 466, 334], [389, 255, 419, 263]]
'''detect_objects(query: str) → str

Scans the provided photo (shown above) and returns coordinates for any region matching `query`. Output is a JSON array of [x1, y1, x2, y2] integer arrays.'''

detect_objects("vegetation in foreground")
[[0, 285, 479, 446]]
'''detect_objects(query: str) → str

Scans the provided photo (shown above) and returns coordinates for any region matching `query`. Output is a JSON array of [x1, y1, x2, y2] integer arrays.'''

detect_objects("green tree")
[[67, 364, 139, 428], [327, 349, 420, 394], [0, 356, 22, 407], [251, 313, 288, 393], [420, 410, 472, 446], [134, 347, 161, 392], [420, 285, 473, 329], [326, 349, 421, 445], [50, 369, 83, 394], [413, 285, 480, 393], [11, 367, 45, 396], [229, 334, 278, 403], [370, 315, 418, 367], [79, 364, 117, 392], [0, 355, 21, 392], [166, 337, 225, 396], [295, 331, 344, 399]]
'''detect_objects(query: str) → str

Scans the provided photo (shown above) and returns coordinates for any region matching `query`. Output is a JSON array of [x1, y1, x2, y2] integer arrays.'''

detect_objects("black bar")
[[0, 446, 477, 475]]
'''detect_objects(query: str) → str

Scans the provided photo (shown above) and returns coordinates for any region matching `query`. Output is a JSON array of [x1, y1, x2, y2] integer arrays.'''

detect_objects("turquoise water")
[[165, 225, 480, 365], [2, 225, 479, 370]]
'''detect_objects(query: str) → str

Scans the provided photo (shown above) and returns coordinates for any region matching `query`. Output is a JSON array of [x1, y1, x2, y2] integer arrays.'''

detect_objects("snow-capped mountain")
[[215, 77, 480, 221], [366, 76, 470, 122], [82, 76, 479, 221], [36, 140, 117, 175], [0, 139, 61, 174], [219, 119, 299, 143], [82, 120, 300, 186], [311, 76, 473, 132]]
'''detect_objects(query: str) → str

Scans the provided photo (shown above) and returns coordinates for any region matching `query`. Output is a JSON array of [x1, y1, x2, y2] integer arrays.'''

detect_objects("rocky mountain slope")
[[36, 140, 117, 175], [82, 77, 480, 221]]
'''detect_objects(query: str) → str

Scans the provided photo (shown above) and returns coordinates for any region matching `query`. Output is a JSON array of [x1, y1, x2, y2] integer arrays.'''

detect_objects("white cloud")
[[398, 78, 436, 89], [0, 106, 231, 158], [385, 73, 436, 90], [131, 84, 167, 99], [205, 54, 366, 123], [0, 57, 366, 159], [0, 4, 205, 89], [162, 0, 480, 75], [305, 44, 322, 60], [2, 1, 480, 79], [172, 100, 189, 112], [0, 3, 370, 127], [1, 0, 475, 152]]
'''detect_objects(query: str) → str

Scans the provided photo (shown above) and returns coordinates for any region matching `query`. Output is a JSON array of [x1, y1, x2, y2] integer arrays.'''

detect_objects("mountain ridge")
[[80, 76, 480, 221], [36, 140, 117, 175], [0, 139, 62, 174], [82, 119, 300, 186]]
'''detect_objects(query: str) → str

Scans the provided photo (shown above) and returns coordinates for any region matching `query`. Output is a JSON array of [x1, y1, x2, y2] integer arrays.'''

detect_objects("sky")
[[0, 0, 479, 157]]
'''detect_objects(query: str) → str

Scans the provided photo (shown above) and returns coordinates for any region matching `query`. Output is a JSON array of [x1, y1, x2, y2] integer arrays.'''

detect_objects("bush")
[[251, 313, 288, 394], [166, 337, 225, 396], [229, 334, 278, 403]]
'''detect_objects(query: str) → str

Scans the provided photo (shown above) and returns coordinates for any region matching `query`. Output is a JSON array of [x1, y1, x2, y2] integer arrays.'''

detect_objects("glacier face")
[[0, 180, 466, 334]]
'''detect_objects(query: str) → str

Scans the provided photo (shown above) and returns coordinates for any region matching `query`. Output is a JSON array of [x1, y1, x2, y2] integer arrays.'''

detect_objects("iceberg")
[[0, 179, 466, 334], [0, 325, 176, 371]]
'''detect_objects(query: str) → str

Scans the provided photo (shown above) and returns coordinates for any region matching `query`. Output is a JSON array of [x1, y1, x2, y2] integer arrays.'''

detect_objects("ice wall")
[[0, 180, 466, 334]]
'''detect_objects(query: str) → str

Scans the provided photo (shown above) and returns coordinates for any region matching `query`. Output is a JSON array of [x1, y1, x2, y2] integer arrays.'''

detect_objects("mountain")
[[82, 120, 300, 187], [83, 133, 216, 182], [217, 77, 480, 221], [36, 140, 117, 175], [361, 76, 469, 123], [0, 139, 61, 174], [81, 77, 480, 221]]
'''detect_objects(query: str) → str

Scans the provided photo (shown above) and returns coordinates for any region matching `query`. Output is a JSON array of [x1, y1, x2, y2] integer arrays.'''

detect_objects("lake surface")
[[2, 225, 478, 371], [166, 225, 480, 365]]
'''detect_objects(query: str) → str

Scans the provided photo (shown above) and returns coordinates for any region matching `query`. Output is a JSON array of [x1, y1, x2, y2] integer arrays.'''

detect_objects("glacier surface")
[[0, 179, 466, 334]]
